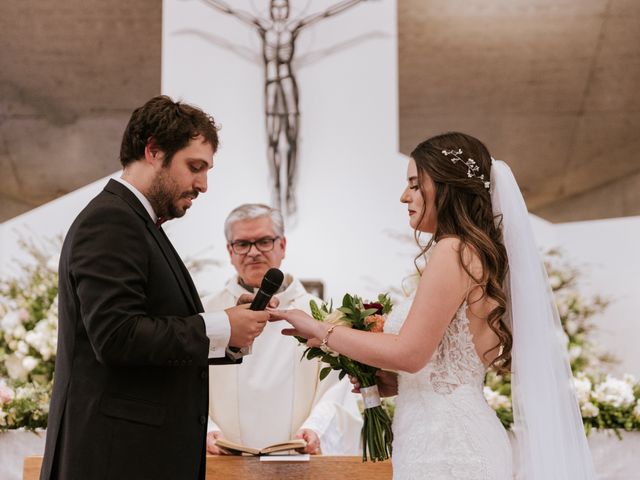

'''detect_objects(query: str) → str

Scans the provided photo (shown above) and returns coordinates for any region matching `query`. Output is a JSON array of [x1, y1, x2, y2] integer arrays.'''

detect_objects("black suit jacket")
[[41, 179, 237, 480]]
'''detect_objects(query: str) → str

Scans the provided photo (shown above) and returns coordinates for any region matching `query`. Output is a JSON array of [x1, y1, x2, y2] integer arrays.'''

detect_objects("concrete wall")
[[0, 0, 161, 221]]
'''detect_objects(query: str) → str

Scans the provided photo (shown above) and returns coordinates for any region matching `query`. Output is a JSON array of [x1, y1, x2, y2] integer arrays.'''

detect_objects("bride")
[[270, 132, 597, 479]]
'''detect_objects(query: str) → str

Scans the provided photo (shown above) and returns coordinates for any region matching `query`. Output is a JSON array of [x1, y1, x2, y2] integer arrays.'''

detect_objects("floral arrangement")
[[1, 236, 639, 439], [0, 379, 51, 430], [0, 238, 59, 431], [301, 293, 394, 462], [481, 249, 640, 436]]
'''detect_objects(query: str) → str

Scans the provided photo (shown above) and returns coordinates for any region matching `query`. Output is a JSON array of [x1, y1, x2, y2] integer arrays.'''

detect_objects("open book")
[[214, 438, 307, 456]]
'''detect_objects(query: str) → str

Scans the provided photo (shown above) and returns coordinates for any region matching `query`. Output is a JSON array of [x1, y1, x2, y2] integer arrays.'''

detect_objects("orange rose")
[[364, 314, 385, 333]]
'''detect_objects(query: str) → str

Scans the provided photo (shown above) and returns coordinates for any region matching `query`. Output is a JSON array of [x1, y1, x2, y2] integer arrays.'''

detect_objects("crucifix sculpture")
[[199, 0, 370, 218]]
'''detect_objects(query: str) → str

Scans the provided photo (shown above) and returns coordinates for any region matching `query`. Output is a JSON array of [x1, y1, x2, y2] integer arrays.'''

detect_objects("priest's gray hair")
[[224, 203, 285, 242]]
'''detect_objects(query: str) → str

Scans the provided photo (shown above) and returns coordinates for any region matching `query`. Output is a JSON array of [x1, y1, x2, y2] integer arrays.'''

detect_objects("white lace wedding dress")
[[384, 294, 513, 479]]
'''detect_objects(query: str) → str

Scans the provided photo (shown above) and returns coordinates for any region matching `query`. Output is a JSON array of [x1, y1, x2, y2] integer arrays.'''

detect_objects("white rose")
[[623, 374, 638, 386], [0, 381, 15, 404], [573, 375, 592, 405], [22, 356, 39, 373], [40, 348, 52, 361], [26, 330, 47, 354], [5, 354, 28, 381], [16, 385, 33, 400], [317, 310, 352, 357], [549, 274, 562, 290], [495, 394, 511, 409], [17, 341, 30, 355], [564, 320, 579, 336], [483, 387, 511, 410], [581, 401, 599, 418], [25, 330, 38, 346], [593, 376, 635, 408], [569, 345, 583, 361], [1, 311, 20, 330], [323, 310, 351, 327], [483, 386, 496, 401], [12, 324, 26, 340]]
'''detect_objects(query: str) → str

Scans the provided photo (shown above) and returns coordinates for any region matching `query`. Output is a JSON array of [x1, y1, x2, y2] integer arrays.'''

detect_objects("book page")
[[214, 438, 307, 455], [261, 439, 307, 454]]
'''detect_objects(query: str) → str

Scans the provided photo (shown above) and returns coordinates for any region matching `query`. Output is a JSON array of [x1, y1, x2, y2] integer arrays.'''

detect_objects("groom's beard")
[[147, 169, 198, 220]]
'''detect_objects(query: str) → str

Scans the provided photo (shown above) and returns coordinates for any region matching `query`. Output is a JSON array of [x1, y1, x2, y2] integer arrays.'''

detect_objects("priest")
[[204, 204, 362, 455]]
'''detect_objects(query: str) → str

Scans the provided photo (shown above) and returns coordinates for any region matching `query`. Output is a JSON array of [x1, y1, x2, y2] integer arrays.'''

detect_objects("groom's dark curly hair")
[[119, 95, 220, 168], [410, 132, 512, 373]]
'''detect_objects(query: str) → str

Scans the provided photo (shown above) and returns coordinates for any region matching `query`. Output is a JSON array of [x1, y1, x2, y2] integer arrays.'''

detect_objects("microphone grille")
[[261, 268, 284, 295]]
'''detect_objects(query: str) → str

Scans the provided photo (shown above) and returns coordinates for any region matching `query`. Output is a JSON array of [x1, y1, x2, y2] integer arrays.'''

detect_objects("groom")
[[40, 96, 270, 480]]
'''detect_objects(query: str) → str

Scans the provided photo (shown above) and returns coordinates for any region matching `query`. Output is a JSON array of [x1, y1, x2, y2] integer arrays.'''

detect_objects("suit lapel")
[[104, 179, 199, 313], [149, 225, 199, 313], [158, 228, 204, 312]]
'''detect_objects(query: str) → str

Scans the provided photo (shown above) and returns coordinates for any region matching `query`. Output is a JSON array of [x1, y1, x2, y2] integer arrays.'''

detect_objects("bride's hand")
[[349, 370, 398, 397], [268, 309, 325, 345]]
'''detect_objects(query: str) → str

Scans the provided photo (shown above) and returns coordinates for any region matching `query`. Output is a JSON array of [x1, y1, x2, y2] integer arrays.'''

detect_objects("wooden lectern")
[[24, 455, 392, 480]]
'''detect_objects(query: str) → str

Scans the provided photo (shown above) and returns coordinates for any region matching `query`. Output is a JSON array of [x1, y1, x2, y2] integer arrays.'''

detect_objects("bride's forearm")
[[320, 324, 429, 373]]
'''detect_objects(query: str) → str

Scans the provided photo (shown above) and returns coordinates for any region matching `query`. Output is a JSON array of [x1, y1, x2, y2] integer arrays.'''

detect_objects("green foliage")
[[377, 294, 393, 315], [0, 381, 51, 431], [304, 293, 394, 461], [481, 250, 639, 434], [0, 237, 60, 431]]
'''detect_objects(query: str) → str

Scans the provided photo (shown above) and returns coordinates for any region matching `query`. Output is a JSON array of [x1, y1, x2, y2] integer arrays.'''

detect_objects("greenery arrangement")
[[0, 238, 58, 431], [481, 250, 640, 436], [301, 294, 394, 462], [1, 239, 639, 436]]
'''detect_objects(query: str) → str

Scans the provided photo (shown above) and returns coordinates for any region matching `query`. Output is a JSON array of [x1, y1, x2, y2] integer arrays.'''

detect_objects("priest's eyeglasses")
[[230, 236, 280, 255]]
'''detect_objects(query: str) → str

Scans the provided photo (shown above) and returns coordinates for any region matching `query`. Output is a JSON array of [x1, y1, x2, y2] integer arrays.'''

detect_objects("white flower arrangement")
[[0, 237, 59, 431], [573, 373, 593, 405], [481, 250, 640, 436], [593, 376, 636, 409], [581, 402, 600, 418], [483, 386, 511, 410], [2, 237, 639, 437]]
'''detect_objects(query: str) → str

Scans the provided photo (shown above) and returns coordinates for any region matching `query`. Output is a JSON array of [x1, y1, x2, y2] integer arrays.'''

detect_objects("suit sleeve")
[[69, 205, 210, 367]]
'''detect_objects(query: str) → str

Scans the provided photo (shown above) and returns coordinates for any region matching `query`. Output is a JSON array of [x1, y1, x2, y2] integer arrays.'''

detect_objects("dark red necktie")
[[155, 217, 166, 228]]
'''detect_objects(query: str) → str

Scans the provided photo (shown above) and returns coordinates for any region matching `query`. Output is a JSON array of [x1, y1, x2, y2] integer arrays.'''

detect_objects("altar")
[[10, 431, 640, 480]]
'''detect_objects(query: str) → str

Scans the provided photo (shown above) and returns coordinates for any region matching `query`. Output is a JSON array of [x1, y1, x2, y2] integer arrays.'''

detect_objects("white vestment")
[[203, 275, 362, 454]]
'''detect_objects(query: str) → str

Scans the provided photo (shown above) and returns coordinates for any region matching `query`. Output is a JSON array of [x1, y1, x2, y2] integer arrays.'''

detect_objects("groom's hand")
[[226, 304, 269, 348], [236, 293, 280, 309]]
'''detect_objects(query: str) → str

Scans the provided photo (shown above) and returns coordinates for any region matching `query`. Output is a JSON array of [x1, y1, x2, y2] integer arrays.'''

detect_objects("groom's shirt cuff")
[[201, 312, 231, 359]]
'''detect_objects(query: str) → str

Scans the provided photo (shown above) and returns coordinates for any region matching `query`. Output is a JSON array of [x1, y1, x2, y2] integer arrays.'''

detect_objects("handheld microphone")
[[227, 268, 284, 360], [249, 268, 284, 311]]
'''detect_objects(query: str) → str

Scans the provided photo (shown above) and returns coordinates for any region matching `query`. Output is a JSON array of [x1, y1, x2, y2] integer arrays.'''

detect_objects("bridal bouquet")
[[299, 293, 394, 462]]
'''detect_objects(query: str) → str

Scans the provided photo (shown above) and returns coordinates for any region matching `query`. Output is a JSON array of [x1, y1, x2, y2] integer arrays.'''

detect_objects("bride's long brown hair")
[[411, 132, 511, 372]]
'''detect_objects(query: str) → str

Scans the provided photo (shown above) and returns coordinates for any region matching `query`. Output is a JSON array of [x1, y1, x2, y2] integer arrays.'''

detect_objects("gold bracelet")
[[320, 324, 338, 348]]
